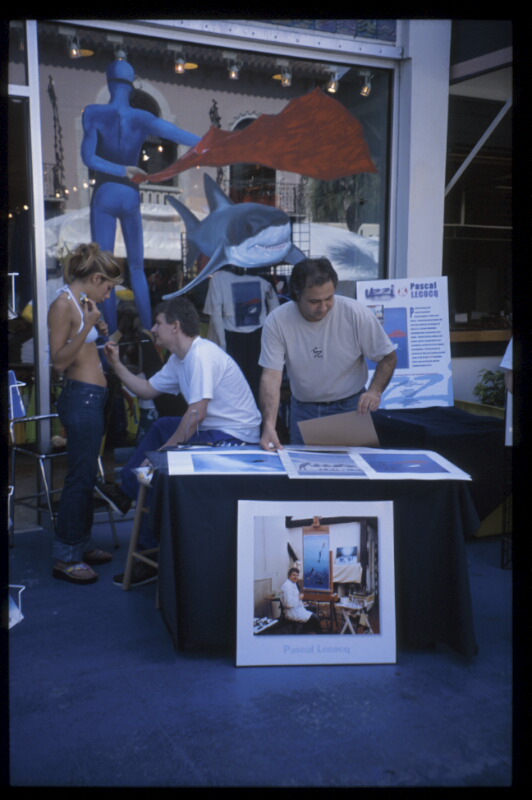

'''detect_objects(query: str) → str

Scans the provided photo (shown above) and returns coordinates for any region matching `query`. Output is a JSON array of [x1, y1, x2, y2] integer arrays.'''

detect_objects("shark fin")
[[166, 194, 200, 235], [166, 195, 202, 271], [203, 173, 235, 212]]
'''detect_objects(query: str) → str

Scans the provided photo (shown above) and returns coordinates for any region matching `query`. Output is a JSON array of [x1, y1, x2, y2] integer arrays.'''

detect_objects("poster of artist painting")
[[236, 500, 396, 666], [356, 276, 453, 409]]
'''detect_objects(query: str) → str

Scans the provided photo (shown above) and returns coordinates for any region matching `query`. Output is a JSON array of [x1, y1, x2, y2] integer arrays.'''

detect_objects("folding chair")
[[8, 370, 118, 547]]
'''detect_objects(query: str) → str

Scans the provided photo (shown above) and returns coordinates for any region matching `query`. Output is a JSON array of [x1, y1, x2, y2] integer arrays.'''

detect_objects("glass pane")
[[9, 20, 28, 86], [8, 97, 33, 318], [36, 21, 392, 328]]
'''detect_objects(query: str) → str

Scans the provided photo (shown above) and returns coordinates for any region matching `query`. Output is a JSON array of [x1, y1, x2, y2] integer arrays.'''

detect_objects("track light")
[[223, 51, 242, 81], [273, 59, 292, 88], [327, 72, 340, 93], [168, 44, 198, 75], [68, 35, 81, 59], [59, 26, 94, 58], [360, 70, 373, 97], [280, 68, 292, 88]]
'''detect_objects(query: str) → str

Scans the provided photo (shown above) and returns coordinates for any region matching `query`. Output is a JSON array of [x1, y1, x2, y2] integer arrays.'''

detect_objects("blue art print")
[[191, 451, 285, 474], [303, 533, 331, 591], [288, 451, 367, 477], [231, 280, 263, 327], [360, 452, 449, 474]]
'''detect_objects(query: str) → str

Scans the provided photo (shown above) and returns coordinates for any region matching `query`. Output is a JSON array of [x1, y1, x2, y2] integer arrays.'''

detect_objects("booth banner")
[[357, 276, 453, 410], [236, 500, 396, 667]]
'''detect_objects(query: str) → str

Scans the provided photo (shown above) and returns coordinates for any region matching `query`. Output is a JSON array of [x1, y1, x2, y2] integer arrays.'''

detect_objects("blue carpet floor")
[[6, 522, 515, 788]]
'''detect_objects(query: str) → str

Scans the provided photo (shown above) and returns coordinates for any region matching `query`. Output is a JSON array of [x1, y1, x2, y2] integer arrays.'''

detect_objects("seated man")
[[100, 297, 261, 586], [279, 567, 322, 634]]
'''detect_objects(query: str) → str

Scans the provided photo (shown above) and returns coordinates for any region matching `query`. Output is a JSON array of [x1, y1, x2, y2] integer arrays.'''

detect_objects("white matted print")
[[236, 500, 396, 666]]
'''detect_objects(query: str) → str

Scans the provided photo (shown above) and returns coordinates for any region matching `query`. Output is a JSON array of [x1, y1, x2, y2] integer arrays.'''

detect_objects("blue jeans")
[[53, 379, 108, 562], [121, 416, 245, 550], [289, 390, 366, 445]]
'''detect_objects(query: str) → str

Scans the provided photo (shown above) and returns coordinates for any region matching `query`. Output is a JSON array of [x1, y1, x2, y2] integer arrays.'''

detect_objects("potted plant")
[[455, 368, 506, 418], [472, 368, 506, 409]]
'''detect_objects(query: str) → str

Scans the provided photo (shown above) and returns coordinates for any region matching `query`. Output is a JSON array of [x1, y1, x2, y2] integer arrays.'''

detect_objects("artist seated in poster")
[[279, 568, 322, 634]]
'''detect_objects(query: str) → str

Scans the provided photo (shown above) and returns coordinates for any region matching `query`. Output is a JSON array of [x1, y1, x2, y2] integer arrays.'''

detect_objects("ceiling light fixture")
[[360, 69, 373, 97], [68, 35, 81, 59], [167, 44, 198, 75], [327, 72, 340, 93], [59, 27, 94, 58], [272, 59, 292, 87], [228, 61, 241, 80], [281, 68, 292, 88], [223, 50, 242, 80]]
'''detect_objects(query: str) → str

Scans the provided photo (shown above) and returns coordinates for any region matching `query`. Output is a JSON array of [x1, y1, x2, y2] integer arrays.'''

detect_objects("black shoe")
[[113, 561, 158, 587], [94, 482, 132, 516]]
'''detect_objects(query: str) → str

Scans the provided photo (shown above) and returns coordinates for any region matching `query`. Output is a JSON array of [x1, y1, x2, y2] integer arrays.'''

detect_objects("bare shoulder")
[[48, 292, 74, 326]]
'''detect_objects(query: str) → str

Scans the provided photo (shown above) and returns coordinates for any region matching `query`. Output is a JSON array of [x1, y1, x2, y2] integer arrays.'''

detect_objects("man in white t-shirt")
[[279, 567, 322, 633], [258, 257, 397, 450], [102, 297, 261, 584]]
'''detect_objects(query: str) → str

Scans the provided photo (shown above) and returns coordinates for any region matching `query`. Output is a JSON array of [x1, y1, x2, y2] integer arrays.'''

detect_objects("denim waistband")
[[61, 378, 108, 395], [292, 390, 364, 406]]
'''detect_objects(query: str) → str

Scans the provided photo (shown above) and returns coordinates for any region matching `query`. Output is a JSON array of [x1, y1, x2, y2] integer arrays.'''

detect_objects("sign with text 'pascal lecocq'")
[[356, 276, 453, 410]]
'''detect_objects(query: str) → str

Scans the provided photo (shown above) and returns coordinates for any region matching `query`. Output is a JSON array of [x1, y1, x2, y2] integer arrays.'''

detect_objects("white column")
[[392, 19, 451, 278]]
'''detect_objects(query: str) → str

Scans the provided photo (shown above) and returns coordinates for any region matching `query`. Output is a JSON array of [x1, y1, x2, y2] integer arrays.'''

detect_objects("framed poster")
[[236, 500, 396, 666]]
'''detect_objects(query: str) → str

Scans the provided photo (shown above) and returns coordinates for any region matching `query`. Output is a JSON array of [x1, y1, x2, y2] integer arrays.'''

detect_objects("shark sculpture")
[[162, 174, 305, 299]]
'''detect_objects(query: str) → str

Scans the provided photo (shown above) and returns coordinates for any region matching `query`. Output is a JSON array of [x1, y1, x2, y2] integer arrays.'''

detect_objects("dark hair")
[[155, 297, 200, 337], [288, 567, 300, 577], [290, 257, 338, 299], [63, 242, 123, 285]]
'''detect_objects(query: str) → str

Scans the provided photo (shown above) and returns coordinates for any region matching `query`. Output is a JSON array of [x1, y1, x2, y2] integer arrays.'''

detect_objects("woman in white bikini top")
[[48, 245, 123, 387], [47, 243, 123, 585]]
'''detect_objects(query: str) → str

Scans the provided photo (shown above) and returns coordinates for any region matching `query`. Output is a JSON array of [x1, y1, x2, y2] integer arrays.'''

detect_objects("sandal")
[[83, 549, 113, 565], [52, 562, 98, 584]]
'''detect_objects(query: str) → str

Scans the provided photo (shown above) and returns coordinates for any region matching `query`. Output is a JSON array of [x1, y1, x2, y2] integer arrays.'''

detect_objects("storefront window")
[[444, 93, 512, 344], [32, 21, 391, 318]]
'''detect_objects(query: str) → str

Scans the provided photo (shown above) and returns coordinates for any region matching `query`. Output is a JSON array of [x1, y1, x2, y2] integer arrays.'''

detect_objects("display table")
[[373, 407, 505, 520], [149, 469, 481, 658]]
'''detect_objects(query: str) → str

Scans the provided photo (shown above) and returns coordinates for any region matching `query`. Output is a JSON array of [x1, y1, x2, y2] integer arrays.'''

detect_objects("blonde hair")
[[63, 243, 123, 285]]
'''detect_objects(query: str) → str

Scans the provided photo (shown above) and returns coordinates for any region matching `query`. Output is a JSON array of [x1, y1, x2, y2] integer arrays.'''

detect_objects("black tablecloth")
[[150, 470, 481, 658], [373, 407, 506, 520]]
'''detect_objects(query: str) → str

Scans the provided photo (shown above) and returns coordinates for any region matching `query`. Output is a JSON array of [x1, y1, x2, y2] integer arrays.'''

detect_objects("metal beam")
[[445, 97, 512, 196]]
